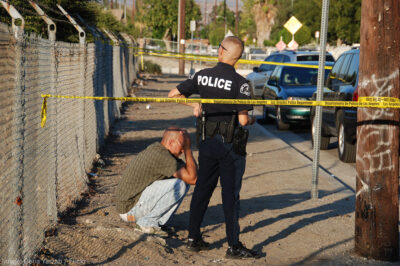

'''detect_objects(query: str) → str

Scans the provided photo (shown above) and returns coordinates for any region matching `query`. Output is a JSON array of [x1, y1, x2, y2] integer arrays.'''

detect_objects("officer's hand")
[[193, 103, 202, 117]]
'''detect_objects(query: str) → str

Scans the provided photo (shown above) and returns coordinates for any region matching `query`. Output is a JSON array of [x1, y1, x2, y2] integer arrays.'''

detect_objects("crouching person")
[[114, 127, 197, 236]]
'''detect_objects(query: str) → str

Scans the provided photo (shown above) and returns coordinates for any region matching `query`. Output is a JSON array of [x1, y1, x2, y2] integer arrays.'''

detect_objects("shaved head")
[[219, 36, 244, 65], [162, 126, 182, 143]]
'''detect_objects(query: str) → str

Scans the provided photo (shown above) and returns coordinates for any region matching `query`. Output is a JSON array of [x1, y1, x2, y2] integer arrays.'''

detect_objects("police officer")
[[168, 36, 259, 259]]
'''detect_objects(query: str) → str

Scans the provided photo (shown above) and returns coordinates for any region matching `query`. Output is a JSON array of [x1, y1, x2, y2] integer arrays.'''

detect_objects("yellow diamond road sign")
[[284, 16, 303, 35]]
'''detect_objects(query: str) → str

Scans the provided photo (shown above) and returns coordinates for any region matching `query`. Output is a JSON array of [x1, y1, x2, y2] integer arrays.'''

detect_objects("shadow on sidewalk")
[[171, 191, 354, 252]]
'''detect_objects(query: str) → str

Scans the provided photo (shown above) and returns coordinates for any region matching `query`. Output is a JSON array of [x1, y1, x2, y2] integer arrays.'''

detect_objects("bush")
[[141, 60, 162, 74], [264, 39, 277, 47], [208, 23, 226, 46], [276, 25, 312, 46]]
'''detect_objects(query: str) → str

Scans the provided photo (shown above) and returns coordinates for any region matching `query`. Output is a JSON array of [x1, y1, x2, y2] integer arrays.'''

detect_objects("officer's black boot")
[[226, 242, 261, 259], [187, 237, 211, 252]]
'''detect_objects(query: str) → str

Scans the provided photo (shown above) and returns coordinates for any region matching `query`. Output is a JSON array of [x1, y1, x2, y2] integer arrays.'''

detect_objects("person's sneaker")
[[135, 225, 169, 237], [226, 242, 261, 259], [187, 237, 211, 252]]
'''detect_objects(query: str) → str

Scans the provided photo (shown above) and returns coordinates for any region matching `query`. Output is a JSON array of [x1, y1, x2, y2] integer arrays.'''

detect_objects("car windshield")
[[280, 66, 330, 86], [251, 49, 265, 54], [297, 55, 335, 62]]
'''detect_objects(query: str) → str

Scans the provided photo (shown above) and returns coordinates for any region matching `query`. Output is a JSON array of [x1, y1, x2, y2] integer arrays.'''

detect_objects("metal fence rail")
[[0, 22, 136, 263]]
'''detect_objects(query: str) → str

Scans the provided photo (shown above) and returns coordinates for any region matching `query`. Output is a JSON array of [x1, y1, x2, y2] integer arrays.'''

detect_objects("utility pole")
[[355, 0, 400, 261], [223, 0, 226, 34], [178, 0, 186, 75], [123, 0, 127, 22], [204, 0, 207, 25], [131, 0, 135, 24], [235, 0, 238, 35]]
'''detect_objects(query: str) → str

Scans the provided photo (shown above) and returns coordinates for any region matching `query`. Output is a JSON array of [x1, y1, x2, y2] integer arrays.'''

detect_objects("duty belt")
[[205, 121, 233, 142]]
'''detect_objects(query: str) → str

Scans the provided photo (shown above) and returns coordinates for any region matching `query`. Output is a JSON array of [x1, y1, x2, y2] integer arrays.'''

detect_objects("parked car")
[[262, 61, 334, 130], [209, 45, 218, 56], [248, 48, 268, 61], [310, 48, 359, 163], [247, 50, 335, 99]]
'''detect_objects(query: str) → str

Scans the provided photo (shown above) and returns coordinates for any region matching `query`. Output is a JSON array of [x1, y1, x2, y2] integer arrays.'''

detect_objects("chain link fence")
[[0, 22, 136, 263]]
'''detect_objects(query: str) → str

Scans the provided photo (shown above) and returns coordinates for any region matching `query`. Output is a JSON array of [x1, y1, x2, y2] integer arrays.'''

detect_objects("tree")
[[262, 0, 361, 46], [239, 0, 257, 43], [241, 0, 278, 47], [201, 2, 236, 46], [0, 0, 134, 43], [330, 0, 361, 44], [140, 0, 201, 41]]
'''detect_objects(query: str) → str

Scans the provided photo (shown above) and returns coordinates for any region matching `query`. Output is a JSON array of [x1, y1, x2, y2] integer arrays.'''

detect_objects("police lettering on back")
[[197, 75, 232, 91]]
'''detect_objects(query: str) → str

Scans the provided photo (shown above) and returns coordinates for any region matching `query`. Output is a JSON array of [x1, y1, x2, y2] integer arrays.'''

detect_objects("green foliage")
[[0, 0, 138, 43], [139, 0, 201, 40], [141, 60, 162, 74], [294, 25, 311, 45], [203, 2, 236, 45], [263, 39, 276, 47], [271, 25, 311, 46], [241, 0, 361, 46], [239, 0, 257, 41], [330, 0, 361, 44], [208, 23, 226, 46]]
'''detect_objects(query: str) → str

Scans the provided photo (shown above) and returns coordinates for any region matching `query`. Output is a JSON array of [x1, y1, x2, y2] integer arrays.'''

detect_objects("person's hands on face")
[[181, 130, 191, 150], [193, 103, 202, 117]]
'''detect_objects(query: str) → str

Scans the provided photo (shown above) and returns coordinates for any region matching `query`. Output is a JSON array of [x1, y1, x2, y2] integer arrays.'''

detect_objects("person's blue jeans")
[[121, 178, 190, 228], [188, 134, 246, 246]]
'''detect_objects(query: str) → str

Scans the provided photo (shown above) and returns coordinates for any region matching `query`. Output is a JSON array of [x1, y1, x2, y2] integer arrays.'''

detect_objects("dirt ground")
[[36, 75, 399, 265]]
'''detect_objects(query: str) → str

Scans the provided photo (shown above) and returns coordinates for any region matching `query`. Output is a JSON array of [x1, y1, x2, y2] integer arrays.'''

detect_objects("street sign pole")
[[178, 0, 186, 75], [311, 0, 330, 199], [284, 16, 302, 50]]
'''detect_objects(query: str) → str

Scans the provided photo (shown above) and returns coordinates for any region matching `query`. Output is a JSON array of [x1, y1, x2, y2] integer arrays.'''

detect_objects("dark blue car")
[[262, 62, 333, 130], [310, 48, 359, 163]]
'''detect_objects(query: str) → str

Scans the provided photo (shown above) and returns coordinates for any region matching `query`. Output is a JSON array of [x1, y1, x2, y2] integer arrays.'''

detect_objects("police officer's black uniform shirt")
[[177, 62, 253, 122]]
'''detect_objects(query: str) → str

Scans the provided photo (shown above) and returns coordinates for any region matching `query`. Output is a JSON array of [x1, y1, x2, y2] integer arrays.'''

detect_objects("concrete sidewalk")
[[38, 75, 396, 265]]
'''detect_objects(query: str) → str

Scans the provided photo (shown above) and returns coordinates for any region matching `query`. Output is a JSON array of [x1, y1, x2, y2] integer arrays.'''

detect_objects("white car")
[[248, 49, 268, 61], [246, 50, 336, 98]]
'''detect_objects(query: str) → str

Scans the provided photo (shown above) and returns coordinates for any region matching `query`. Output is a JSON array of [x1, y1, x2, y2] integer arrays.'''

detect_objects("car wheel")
[[276, 106, 290, 130], [311, 114, 330, 150], [337, 111, 356, 163], [262, 105, 274, 124], [249, 84, 256, 99]]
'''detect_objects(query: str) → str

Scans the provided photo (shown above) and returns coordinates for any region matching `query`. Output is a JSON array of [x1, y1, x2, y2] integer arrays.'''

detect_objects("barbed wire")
[[35, 0, 68, 17], [0, 0, 75, 26], [7, 5, 74, 26]]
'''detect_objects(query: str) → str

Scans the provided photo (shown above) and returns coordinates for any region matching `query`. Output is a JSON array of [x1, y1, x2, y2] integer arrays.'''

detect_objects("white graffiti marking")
[[356, 70, 399, 186], [359, 70, 399, 94], [356, 175, 370, 198]]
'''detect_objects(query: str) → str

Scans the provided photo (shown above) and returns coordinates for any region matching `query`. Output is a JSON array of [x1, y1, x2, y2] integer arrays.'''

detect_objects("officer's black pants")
[[188, 134, 246, 246]]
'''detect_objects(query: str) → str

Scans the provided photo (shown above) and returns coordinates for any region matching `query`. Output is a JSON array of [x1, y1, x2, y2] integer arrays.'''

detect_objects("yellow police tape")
[[40, 94, 400, 128], [135, 51, 333, 69]]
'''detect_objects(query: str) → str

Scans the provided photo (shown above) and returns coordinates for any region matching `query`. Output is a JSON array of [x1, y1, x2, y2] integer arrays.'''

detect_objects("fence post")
[[27, 0, 58, 224], [0, 1, 25, 261], [56, 4, 86, 45], [27, 1, 56, 41]]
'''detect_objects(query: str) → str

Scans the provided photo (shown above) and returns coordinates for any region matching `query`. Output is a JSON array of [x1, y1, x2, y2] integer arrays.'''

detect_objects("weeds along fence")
[[0, 22, 136, 262]]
